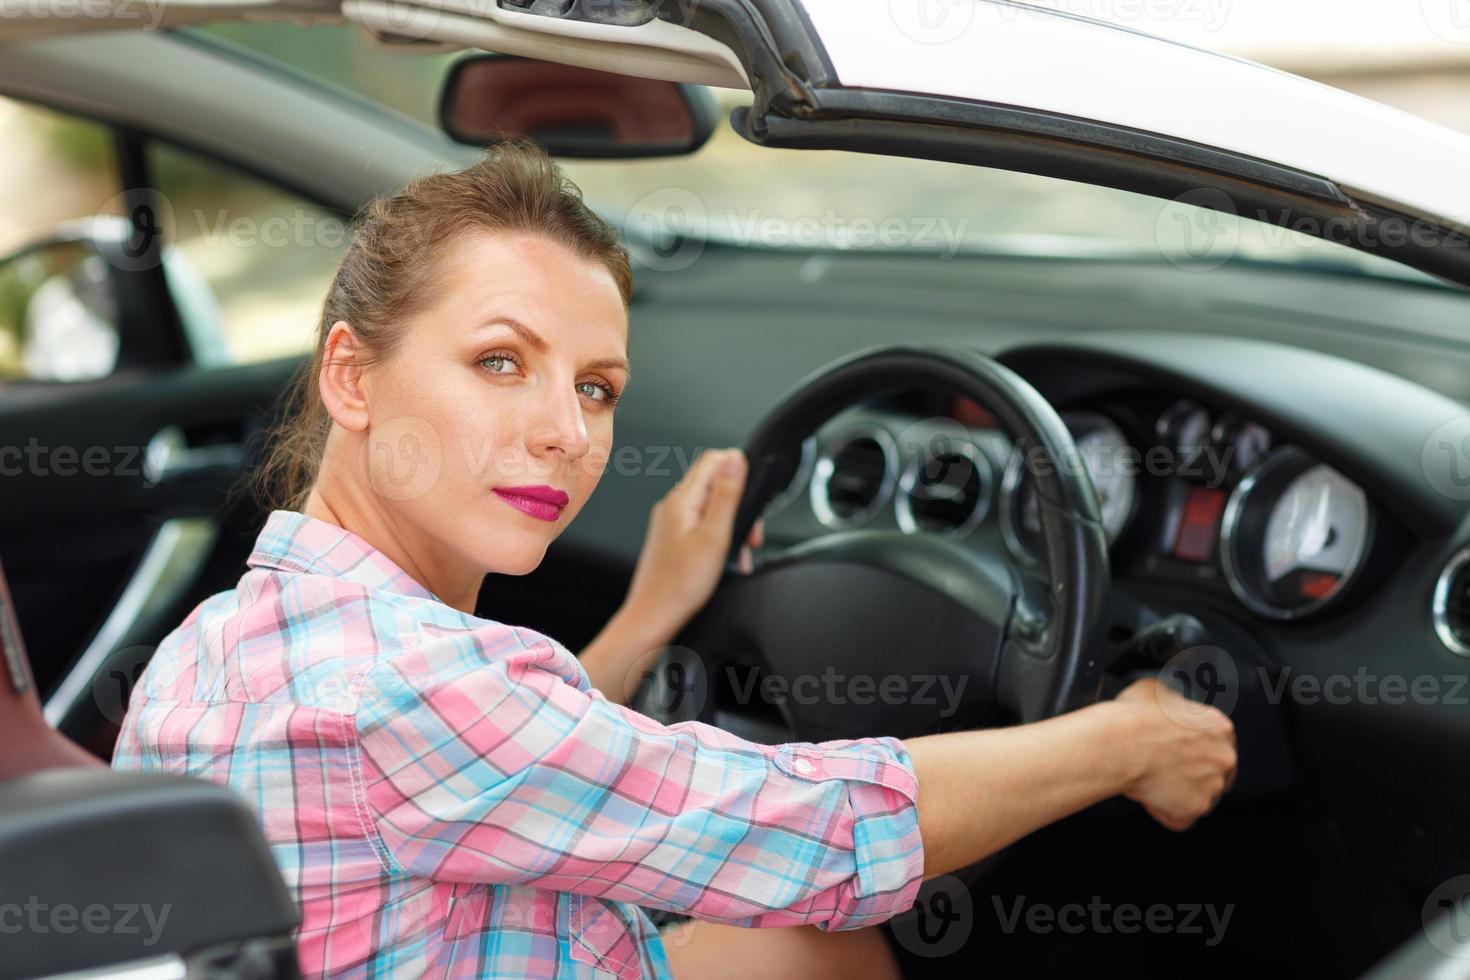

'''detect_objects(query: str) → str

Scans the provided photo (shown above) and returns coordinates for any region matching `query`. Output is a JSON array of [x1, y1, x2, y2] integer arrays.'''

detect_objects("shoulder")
[[357, 607, 590, 711]]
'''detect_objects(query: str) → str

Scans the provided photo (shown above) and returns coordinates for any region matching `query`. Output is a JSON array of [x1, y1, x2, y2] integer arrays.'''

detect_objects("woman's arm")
[[906, 677, 1237, 878], [581, 447, 758, 704], [355, 631, 924, 931]]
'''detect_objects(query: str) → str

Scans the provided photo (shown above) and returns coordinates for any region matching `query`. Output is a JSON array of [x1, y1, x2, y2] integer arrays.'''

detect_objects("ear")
[[318, 320, 371, 432]]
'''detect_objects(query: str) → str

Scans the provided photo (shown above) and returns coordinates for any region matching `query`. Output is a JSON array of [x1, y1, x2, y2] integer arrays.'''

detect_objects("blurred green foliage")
[[197, 22, 456, 126]]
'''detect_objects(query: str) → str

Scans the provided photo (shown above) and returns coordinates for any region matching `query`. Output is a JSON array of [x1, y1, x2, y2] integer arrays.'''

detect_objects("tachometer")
[[1156, 399, 1212, 469], [1219, 447, 1371, 619], [1002, 412, 1138, 563]]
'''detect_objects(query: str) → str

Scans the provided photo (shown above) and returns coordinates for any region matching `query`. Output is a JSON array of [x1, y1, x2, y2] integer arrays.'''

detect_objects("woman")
[[112, 140, 1236, 979]]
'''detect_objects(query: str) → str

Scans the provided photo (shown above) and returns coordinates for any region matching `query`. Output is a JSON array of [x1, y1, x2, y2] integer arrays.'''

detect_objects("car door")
[[0, 94, 349, 755]]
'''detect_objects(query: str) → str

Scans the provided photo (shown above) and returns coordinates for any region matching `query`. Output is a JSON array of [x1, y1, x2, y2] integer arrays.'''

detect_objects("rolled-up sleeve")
[[350, 628, 924, 931]]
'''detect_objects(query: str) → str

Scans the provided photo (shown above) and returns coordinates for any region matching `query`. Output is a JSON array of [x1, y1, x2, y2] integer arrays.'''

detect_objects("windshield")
[[192, 21, 1447, 286]]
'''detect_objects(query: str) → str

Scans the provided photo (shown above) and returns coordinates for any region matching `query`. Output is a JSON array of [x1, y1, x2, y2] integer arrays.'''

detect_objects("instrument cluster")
[[781, 391, 1377, 623]]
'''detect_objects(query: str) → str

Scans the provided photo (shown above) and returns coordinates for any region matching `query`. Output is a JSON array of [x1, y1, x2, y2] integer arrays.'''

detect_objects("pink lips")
[[492, 484, 570, 522]]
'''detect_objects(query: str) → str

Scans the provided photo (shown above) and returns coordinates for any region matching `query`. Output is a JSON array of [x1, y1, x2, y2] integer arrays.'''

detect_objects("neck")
[[301, 464, 484, 615]]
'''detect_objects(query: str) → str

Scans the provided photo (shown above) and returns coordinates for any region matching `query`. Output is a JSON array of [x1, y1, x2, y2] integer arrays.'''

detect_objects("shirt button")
[[793, 758, 815, 774]]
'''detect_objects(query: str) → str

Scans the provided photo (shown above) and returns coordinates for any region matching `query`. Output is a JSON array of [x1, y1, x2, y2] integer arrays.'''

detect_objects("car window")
[[146, 141, 351, 365], [187, 24, 1435, 289], [0, 98, 124, 383]]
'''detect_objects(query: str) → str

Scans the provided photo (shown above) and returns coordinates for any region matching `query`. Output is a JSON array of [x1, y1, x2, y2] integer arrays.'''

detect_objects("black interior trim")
[[0, 768, 300, 980]]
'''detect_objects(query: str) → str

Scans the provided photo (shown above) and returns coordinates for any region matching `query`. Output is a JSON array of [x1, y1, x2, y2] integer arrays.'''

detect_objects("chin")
[[479, 539, 550, 577]]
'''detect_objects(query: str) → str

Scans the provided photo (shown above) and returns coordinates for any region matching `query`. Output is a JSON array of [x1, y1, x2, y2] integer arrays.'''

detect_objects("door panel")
[[0, 357, 300, 752]]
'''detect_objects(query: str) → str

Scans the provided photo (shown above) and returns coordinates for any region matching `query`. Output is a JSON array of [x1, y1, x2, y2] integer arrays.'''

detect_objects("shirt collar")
[[248, 509, 440, 602]]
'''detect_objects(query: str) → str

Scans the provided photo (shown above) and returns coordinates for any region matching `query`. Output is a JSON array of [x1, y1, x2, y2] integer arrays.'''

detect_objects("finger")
[[670, 449, 729, 524], [737, 544, 753, 574], [1142, 802, 1193, 833], [699, 449, 747, 538], [747, 517, 765, 550]]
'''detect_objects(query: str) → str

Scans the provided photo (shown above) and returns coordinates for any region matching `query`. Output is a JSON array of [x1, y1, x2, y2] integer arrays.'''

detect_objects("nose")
[[526, 378, 590, 465]]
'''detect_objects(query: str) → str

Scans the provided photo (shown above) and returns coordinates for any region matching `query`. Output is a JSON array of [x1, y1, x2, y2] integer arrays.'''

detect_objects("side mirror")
[[0, 213, 228, 383], [439, 55, 719, 158], [0, 235, 121, 383]]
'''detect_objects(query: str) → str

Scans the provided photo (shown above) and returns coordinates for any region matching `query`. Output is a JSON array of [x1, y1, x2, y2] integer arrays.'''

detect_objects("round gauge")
[[1155, 399, 1212, 469], [1001, 412, 1138, 563], [1211, 414, 1273, 474], [1219, 447, 1372, 619]]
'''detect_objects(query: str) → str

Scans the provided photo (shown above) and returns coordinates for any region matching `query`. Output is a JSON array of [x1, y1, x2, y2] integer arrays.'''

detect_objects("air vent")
[[811, 426, 896, 528], [1433, 548, 1470, 657], [896, 441, 992, 536]]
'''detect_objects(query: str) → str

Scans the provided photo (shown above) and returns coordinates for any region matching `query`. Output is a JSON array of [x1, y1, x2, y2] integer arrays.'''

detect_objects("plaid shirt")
[[112, 510, 925, 978]]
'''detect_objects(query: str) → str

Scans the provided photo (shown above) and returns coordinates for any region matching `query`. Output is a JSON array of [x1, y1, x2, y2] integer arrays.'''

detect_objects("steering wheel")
[[637, 344, 1111, 741]]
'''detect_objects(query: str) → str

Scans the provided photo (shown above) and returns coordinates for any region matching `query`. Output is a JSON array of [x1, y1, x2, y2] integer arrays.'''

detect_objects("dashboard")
[[764, 385, 1383, 625], [532, 250, 1470, 965]]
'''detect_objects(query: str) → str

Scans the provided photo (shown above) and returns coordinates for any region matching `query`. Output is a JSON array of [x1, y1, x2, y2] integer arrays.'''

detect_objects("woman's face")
[[356, 229, 628, 578]]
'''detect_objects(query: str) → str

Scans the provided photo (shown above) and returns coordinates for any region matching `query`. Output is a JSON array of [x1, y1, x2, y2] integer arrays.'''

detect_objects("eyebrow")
[[482, 317, 630, 379]]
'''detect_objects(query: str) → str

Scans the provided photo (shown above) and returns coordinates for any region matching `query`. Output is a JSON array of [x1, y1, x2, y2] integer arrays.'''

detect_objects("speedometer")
[[1001, 411, 1138, 563], [1219, 447, 1372, 619]]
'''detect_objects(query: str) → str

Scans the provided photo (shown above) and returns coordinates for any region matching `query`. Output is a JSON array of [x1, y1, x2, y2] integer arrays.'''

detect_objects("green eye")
[[480, 355, 516, 374]]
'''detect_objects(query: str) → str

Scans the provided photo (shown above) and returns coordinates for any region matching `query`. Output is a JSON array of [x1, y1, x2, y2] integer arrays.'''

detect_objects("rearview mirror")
[[439, 55, 719, 158]]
